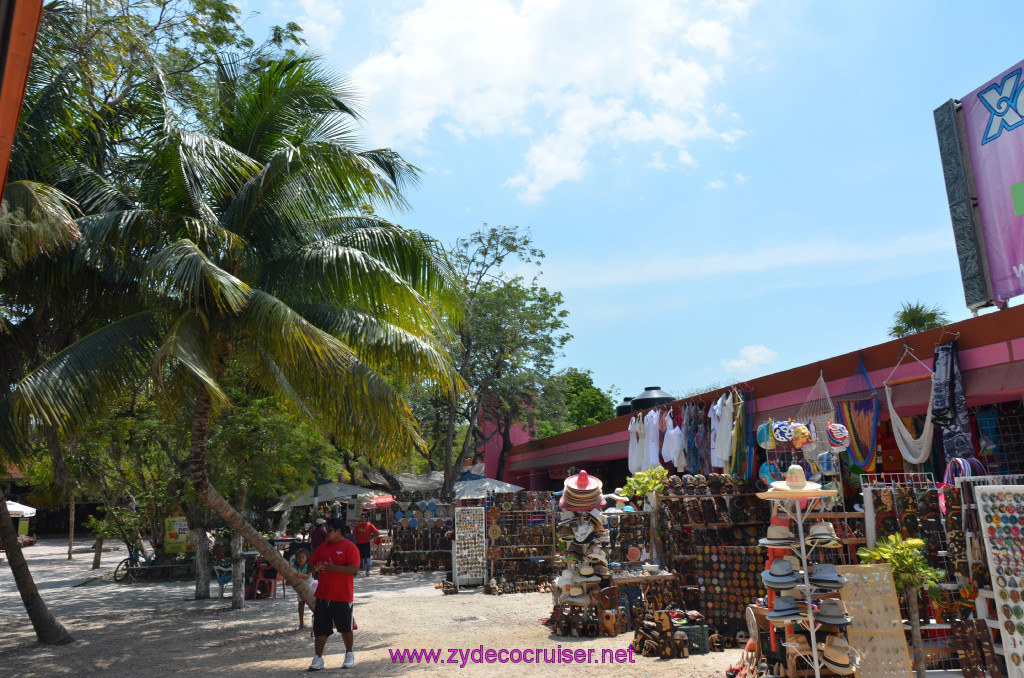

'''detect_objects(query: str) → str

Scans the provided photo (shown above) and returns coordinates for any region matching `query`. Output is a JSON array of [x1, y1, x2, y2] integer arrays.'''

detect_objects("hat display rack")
[[482, 491, 558, 594], [386, 491, 454, 575], [757, 465, 860, 678], [550, 470, 617, 637]]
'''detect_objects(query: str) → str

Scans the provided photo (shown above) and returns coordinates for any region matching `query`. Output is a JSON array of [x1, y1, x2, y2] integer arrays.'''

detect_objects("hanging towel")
[[931, 341, 975, 459], [884, 379, 935, 464]]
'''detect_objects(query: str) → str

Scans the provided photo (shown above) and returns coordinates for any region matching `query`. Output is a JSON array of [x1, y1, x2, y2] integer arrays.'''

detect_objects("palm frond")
[[238, 291, 425, 463], [154, 311, 230, 410], [221, 143, 414, 254], [11, 312, 163, 437], [257, 238, 442, 331], [293, 302, 464, 397], [316, 217, 464, 318], [145, 239, 252, 314]]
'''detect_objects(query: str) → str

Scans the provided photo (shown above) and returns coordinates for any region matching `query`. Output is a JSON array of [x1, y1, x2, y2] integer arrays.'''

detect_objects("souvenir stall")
[[383, 490, 454, 575], [482, 491, 558, 594]]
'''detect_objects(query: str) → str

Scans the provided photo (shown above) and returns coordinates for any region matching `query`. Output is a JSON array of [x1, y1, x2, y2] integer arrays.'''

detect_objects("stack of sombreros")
[[554, 471, 612, 609], [560, 470, 605, 511]]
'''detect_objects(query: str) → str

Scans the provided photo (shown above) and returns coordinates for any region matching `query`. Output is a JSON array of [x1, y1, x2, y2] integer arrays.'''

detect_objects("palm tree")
[[10, 54, 465, 606], [887, 301, 949, 339]]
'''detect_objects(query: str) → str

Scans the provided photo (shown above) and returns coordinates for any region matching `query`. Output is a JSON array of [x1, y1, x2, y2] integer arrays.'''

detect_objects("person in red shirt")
[[352, 514, 379, 576], [307, 518, 361, 671]]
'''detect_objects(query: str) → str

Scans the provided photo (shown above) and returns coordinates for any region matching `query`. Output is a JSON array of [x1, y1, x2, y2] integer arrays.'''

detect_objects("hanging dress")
[[627, 415, 641, 474]]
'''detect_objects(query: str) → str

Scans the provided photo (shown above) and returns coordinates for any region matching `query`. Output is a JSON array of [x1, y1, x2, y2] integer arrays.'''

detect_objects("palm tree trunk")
[[231, 478, 248, 610], [190, 386, 315, 607], [91, 537, 103, 569], [230, 528, 244, 609], [66, 494, 75, 560], [0, 489, 73, 644], [907, 587, 926, 678]]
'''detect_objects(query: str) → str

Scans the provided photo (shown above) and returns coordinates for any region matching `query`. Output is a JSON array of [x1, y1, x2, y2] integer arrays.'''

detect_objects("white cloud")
[[734, 172, 748, 184], [706, 179, 727, 189], [537, 229, 954, 291], [722, 345, 778, 373], [350, 0, 753, 201], [648, 152, 668, 171], [292, 0, 345, 52]]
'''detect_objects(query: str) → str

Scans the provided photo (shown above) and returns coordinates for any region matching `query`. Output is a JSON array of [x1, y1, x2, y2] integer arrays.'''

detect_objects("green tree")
[[412, 225, 570, 490], [534, 368, 615, 438], [887, 301, 949, 339], [0, 0, 308, 644], [9, 53, 464, 608]]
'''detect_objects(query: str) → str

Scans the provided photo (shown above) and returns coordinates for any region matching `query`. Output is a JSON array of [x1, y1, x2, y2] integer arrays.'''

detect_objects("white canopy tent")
[[5, 500, 36, 518], [453, 478, 524, 501], [268, 483, 380, 512]]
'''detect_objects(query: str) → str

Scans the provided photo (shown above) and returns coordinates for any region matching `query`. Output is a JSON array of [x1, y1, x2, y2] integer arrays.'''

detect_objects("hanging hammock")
[[834, 355, 878, 470], [883, 378, 935, 464]]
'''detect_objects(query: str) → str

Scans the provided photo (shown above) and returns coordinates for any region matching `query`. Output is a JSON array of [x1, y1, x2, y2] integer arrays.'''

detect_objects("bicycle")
[[113, 545, 168, 583]]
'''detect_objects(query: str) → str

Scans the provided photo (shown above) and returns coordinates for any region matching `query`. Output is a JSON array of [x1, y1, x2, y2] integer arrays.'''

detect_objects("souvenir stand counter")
[[383, 490, 454, 574]]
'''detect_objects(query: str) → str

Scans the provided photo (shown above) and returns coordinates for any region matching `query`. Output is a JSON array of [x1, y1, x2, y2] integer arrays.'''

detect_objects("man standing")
[[352, 514, 379, 576], [308, 518, 360, 670], [310, 517, 328, 552]]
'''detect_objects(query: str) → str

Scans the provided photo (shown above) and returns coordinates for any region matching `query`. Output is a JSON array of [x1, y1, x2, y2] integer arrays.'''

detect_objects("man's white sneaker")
[[343, 652, 355, 668], [308, 655, 325, 671]]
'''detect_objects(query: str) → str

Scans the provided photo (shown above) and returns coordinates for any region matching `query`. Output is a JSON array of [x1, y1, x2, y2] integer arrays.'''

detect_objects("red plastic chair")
[[254, 565, 285, 599]]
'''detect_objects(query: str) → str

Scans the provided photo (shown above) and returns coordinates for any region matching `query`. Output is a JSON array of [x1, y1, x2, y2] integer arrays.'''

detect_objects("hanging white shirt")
[[662, 423, 683, 465], [644, 409, 661, 470], [714, 392, 735, 467], [627, 416, 641, 474], [708, 397, 723, 465]]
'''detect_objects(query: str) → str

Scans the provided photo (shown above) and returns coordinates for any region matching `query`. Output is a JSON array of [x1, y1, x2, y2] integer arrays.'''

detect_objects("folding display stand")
[[758, 486, 857, 678]]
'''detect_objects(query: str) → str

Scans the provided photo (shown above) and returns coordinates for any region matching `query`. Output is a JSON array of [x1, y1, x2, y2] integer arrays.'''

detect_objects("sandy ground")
[[0, 538, 739, 677]]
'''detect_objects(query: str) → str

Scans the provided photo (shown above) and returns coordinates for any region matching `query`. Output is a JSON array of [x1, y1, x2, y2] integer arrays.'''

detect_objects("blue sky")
[[245, 0, 1022, 400]]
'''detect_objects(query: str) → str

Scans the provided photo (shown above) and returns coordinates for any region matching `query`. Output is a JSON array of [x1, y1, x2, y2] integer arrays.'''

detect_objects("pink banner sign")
[[961, 60, 1024, 302]]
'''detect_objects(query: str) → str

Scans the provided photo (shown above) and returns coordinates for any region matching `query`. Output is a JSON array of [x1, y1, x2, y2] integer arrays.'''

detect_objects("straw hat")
[[817, 635, 858, 674], [757, 464, 837, 500]]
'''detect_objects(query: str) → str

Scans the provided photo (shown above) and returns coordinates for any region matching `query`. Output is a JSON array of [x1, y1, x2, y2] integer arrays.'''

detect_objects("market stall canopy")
[[268, 483, 379, 512], [453, 478, 524, 501], [362, 470, 444, 492], [6, 500, 36, 517], [363, 494, 394, 509]]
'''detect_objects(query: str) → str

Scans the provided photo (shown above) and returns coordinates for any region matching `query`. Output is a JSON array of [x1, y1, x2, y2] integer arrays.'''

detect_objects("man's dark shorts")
[[313, 599, 353, 636], [357, 542, 371, 559]]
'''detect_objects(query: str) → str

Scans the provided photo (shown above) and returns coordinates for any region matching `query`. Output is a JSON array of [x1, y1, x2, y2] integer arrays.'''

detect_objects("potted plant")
[[857, 535, 946, 678], [622, 467, 668, 510]]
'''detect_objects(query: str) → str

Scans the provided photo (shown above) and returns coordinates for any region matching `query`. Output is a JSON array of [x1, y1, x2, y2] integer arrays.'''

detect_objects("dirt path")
[[1, 538, 738, 676]]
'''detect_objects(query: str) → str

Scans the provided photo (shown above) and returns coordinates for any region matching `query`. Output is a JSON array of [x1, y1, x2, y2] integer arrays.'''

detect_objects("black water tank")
[[615, 397, 634, 417], [630, 386, 675, 411]]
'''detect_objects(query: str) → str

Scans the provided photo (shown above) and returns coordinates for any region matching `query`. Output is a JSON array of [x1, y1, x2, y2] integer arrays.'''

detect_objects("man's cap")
[[315, 518, 327, 524]]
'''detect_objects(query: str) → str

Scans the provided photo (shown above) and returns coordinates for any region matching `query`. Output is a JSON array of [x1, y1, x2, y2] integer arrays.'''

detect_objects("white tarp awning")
[[453, 478, 524, 501], [268, 483, 379, 512], [6, 500, 36, 518]]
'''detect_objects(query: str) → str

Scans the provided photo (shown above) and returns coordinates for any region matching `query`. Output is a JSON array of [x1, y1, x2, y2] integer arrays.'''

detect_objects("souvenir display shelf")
[[388, 497, 454, 574], [484, 492, 557, 594], [757, 487, 847, 678], [975, 484, 1024, 675], [955, 474, 1024, 646], [453, 506, 486, 590], [836, 563, 913, 678]]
